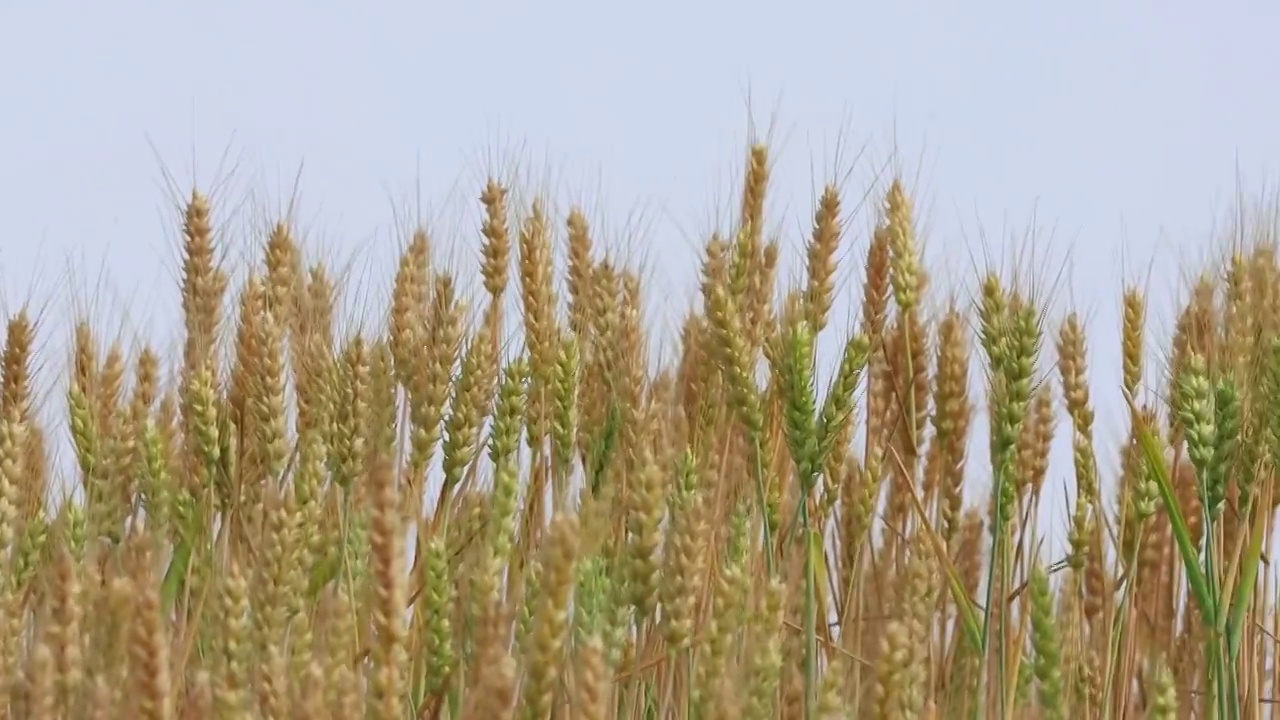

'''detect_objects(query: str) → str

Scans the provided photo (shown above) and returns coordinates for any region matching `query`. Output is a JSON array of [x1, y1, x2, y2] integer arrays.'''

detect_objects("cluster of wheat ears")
[[0, 141, 1276, 720]]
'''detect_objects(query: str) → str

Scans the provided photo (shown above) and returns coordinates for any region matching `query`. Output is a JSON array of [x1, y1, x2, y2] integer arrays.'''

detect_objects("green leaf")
[[1227, 498, 1266, 662], [1129, 395, 1216, 627]]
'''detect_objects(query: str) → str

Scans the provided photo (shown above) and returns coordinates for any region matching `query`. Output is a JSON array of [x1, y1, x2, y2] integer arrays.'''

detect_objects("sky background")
[[2, 0, 1279, 556]]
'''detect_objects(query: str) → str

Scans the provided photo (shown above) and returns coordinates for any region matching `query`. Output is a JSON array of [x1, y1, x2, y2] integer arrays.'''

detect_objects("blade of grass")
[[1227, 495, 1267, 663], [161, 536, 192, 611], [894, 446, 982, 649], [1128, 393, 1216, 626]]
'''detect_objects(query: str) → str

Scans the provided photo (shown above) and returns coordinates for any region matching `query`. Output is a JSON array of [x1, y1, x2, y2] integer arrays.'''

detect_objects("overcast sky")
[[2, 0, 1278, 552]]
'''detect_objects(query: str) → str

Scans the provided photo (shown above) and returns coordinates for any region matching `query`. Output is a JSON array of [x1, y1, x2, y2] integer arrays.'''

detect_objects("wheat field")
[[0, 141, 1273, 719]]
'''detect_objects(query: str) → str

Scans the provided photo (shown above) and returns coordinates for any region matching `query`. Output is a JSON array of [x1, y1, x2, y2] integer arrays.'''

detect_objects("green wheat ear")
[[774, 318, 818, 491], [816, 332, 870, 468], [1150, 662, 1178, 720], [587, 399, 621, 497], [1028, 562, 1064, 720]]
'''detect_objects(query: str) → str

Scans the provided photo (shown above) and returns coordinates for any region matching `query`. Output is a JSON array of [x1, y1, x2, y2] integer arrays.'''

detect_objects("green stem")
[[997, 529, 1009, 720], [801, 504, 817, 720], [977, 460, 1007, 720]]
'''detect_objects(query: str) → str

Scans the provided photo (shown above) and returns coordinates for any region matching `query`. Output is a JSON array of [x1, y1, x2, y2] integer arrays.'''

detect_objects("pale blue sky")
[[2, 1, 1278, 550]]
